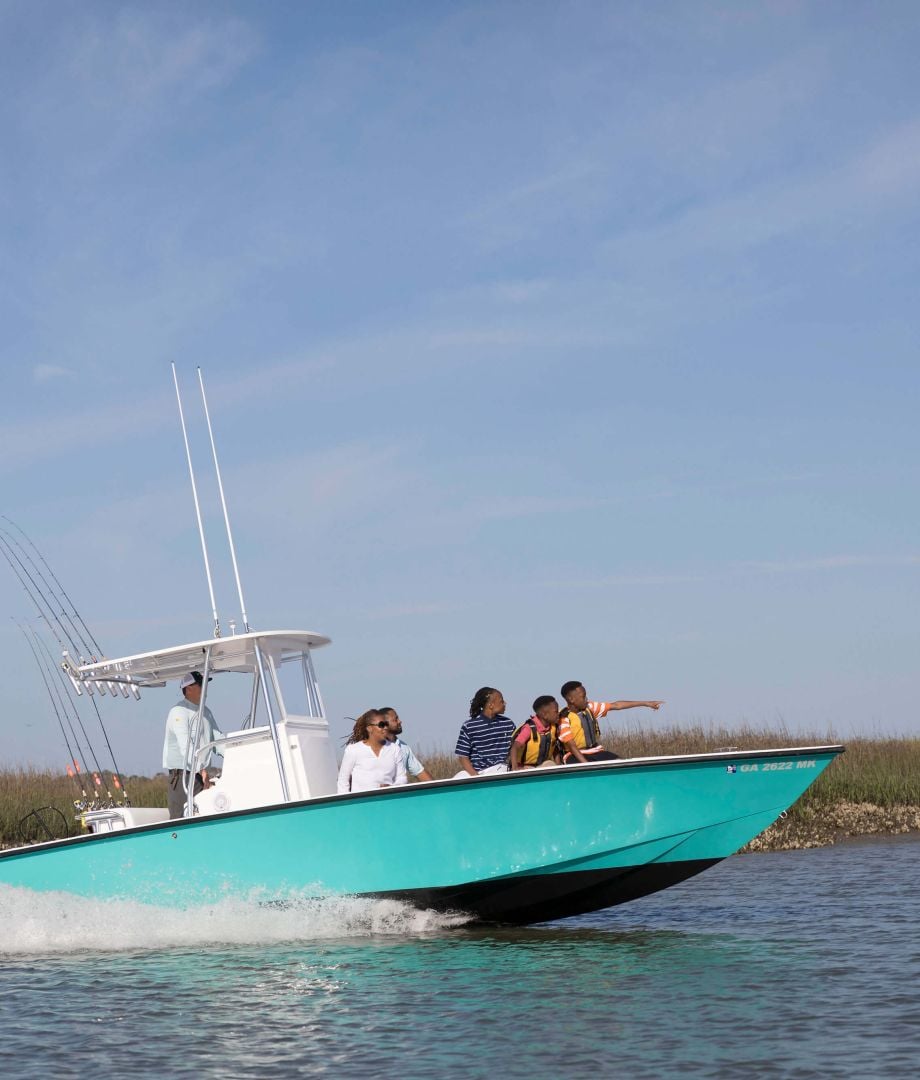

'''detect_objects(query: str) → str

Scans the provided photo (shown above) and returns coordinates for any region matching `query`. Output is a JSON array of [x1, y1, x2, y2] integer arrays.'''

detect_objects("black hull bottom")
[[374, 857, 722, 926]]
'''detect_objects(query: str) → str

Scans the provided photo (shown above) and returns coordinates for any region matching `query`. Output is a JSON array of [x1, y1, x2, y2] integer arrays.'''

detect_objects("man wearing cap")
[[162, 671, 223, 818]]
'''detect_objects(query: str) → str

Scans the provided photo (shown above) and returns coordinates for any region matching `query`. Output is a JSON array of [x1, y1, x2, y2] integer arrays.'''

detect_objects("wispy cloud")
[[549, 553, 920, 590], [67, 10, 260, 113], [464, 494, 612, 523], [607, 116, 920, 269], [737, 554, 920, 574], [851, 118, 920, 200], [13, 11, 260, 187], [357, 601, 470, 621], [454, 33, 833, 258], [0, 390, 176, 475], [547, 571, 708, 589], [459, 160, 600, 250], [1, 303, 623, 473], [33, 364, 73, 383], [487, 279, 554, 305]]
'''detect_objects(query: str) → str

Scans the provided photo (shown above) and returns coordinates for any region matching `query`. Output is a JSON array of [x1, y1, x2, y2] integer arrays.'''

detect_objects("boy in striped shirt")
[[558, 680, 664, 765]]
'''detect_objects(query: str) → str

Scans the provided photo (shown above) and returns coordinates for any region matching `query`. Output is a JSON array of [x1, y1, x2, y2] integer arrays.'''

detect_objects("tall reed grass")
[[416, 725, 920, 813], [0, 770, 166, 846], [2, 727, 918, 846]]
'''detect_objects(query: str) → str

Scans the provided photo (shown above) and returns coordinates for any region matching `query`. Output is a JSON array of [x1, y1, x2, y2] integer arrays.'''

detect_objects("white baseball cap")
[[179, 671, 211, 690]]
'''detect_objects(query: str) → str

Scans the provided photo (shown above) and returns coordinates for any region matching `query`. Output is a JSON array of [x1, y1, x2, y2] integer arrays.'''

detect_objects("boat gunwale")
[[0, 743, 844, 862]]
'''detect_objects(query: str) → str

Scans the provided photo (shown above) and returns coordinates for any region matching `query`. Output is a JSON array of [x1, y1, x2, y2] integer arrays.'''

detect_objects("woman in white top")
[[337, 709, 408, 794]]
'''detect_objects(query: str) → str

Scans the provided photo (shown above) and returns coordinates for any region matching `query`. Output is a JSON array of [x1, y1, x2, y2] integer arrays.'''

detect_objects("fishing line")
[[28, 624, 96, 795], [32, 628, 111, 803], [83, 684, 128, 804], [1, 516, 104, 658], [0, 532, 81, 655], [13, 618, 87, 804], [2, 526, 126, 801], [0, 524, 95, 661]]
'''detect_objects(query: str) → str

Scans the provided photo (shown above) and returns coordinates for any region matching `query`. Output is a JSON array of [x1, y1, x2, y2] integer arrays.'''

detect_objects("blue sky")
[[1, 1, 919, 774]]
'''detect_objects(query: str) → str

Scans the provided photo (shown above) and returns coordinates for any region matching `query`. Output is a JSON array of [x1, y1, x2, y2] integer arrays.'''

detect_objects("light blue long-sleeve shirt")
[[162, 698, 223, 770]]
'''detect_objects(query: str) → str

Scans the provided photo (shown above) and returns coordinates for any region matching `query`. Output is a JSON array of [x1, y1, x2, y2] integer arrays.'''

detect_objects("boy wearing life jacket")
[[509, 695, 562, 770], [558, 680, 664, 765]]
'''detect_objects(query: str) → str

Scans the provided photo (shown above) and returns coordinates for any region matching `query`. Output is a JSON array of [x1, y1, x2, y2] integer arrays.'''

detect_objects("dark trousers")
[[562, 749, 619, 765], [167, 769, 204, 818]]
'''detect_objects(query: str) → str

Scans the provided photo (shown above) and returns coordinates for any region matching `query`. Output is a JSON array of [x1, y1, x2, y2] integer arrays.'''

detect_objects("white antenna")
[[197, 366, 251, 633], [171, 362, 221, 638]]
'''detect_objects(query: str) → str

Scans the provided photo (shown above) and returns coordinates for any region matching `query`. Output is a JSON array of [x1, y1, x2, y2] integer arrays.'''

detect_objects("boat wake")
[[0, 884, 471, 956]]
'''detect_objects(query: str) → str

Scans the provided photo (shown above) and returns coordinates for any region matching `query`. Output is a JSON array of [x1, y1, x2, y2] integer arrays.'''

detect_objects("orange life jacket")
[[561, 708, 602, 751]]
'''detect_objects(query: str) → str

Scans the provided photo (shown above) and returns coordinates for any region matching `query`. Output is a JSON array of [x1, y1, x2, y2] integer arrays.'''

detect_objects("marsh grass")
[[0, 770, 166, 846], [2, 727, 918, 846], [610, 724, 920, 811], [416, 724, 920, 817]]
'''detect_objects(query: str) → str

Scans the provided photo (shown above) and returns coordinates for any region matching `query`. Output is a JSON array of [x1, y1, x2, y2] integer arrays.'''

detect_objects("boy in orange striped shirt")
[[558, 680, 664, 764]]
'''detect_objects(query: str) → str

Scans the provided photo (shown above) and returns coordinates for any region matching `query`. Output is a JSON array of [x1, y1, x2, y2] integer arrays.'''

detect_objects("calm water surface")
[[1, 837, 918, 1078]]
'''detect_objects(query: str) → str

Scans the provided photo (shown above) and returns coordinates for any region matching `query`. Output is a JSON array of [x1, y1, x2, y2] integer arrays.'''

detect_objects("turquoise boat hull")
[[0, 746, 842, 924]]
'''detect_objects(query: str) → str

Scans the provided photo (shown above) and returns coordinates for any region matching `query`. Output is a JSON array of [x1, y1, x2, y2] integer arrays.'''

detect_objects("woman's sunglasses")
[[374, 720, 391, 728]]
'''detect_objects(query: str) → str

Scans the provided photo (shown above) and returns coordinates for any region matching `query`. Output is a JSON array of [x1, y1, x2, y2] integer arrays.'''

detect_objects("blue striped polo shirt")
[[454, 713, 515, 771]]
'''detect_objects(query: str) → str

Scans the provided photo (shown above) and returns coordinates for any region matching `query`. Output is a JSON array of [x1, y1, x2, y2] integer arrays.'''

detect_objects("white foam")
[[0, 885, 471, 956]]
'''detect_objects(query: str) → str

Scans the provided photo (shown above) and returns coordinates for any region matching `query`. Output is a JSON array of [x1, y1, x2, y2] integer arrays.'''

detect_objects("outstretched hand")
[[647, 701, 665, 710]]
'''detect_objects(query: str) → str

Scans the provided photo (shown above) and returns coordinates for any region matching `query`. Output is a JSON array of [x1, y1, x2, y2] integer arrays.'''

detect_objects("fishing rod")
[[0, 532, 121, 782], [33, 629, 114, 805], [0, 524, 94, 661], [59, 652, 129, 804], [3, 524, 129, 801], [13, 618, 88, 807], [13, 594, 126, 803], [83, 688, 128, 803], [1, 516, 105, 658], [0, 531, 75, 654], [0, 522, 98, 661], [0, 529, 116, 697], [30, 626, 111, 812], [27, 623, 102, 803], [0, 531, 82, 656]]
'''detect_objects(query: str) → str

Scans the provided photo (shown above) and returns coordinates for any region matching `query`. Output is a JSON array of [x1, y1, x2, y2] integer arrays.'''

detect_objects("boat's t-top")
[[65, 628, 339, 828], [65, 629, 330, 689], [61, 365, 343, 828]]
